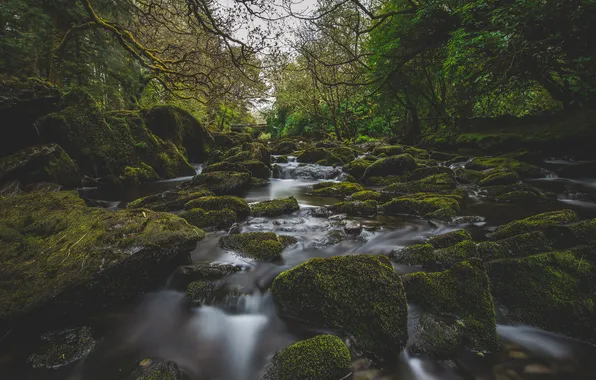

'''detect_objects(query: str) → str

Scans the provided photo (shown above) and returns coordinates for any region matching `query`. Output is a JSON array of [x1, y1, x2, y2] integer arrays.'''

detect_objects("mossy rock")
[[426, 229, 472, 249], [311, 182, 363, 198], [127, 188, 214, 212], [329, 200, 378, 217], [409, 166, 454, 181], [0, 144, 81, 188], [362, 154, 417, 179], [454, 168, 486, 185], [403, 260, 499, 353], [27, 326, 95, 369], [409, 313, 464, 359], [466, 157, 545, 178], [212, 132, 252, 148], [127, 361, 182, 380], [478, 168, 520, 187], [224, 142, 271, 166], [180, 208, 237, 230], [171, 262, 241, 291], [480, 183, 550, 203], [351, 190, 380, 201], [546, 218, 596, 248], [393, 240, 477, 269], [190, 171, 251, 195], [272, 164, 281, 178], [381, 193, 461, 220], [185, 280, 216, 306], [184, 195, 251, 218], [0, 191, 203, 330], [250, 197, 300, 217], [342, 159, 371, 179], [262, 335, 351, 380], [271, 255, 408, 359], [404, 146, 430, 159], [296, 148, 344, 165], [203, 161, 250, 174], [273, 155, 289, 163], [476, 231, 552, 260], [329, 146, 360, 164], [238, 159, 271, 179], [219, 232, 297, 261], [142, 105, 214, 162], [487, 248, 596, 343], [488, 209, 579, 240], [271, 140, 298, 155], [372, 145, 404, 156], [119, 162, 159, 185], [382, 173, 456, 195]]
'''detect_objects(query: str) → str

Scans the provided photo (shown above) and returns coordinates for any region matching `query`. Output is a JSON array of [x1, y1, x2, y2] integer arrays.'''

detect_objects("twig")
[[62, 233, 88, 264]]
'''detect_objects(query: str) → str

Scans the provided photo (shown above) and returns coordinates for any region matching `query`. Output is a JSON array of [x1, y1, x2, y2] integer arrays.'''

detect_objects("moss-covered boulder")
[[466, 157, 545, 178], [271, 255, 408, 359], [480, 183, 551, 203], [311, 182, 363, 197], [180, 208, 237, 230], [297, 148, 343, 165], [171, 262, 241, 291], [546, 218, 596, 248], [487, 248, 596, 343], [409, 166, 454, 181], [262, 335, 351, 380], [127, 188, 214, 212], [476, 231, 552, 260], [350, 190, 380, 201], [142, 105, 214, 162], [184, 195, 251, 218], [342, 159, 371, 179], [0, 191, 203, 332], [250, 197, 300, 217], [403, 260, 499, 353], [0, 144, 81, 189], [404, 146, 430, 159], [224, 142, 271, 167], [372, 145, 404, 156], [189, 171, 251, 195], [203, 161, 250, 174], [362, 154, 417, 179], [381, 193, 462, 220], [330, 146, 360, 164], [271, 140, 298, 155], [272, 155, 289, 164], [329, 200, 378, 217], [219, 232, 297, 261], [238, 159, 271, 179], [478, 168, 520, 187], [427, 229, 472, 249], [409, 313, 464, 359], [27, 326, 95, 369], [118, 162, 159, 185], [393, 240, 477, 269], [382, 173, 456, 195], [487, 209, 579, 240]]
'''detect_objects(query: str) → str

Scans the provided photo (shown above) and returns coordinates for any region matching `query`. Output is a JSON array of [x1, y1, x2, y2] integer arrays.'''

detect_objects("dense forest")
[[1, 1, 596, 380]]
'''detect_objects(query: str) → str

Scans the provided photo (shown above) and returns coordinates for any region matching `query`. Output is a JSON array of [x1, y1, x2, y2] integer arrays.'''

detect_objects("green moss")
[[409, 166, 454, 181], [478, 168, 520, 187], [190, 171, 251, 195], [183, 195, 250, 218], [410, 313, 464, 359], [273, 155, 289, 163], [372, 145, 404, 156], [476, 231, 551, 260], [362, 154, 417, 179], [488, 209, 579, 240], [393, 240, 477, 269], [329, 200, 378, 217], [219, 232, 296, 261], [127, 188, 214, 212], [185, 280, 215, 306], [0, 191, 203, 324], [271, 140, 298, 155], [404, 146, 430, 159], [342, 159, 371, 179], [311, 182, 363, 198], [224, 142, 271, 166], [237, 159, 271, 179], [454, 168, 486, 184], [487, 249, 596, 343], [119, 162, 159, 185], [297, 148, 344, 165], [382, 173, 456, 195], [0, 144, 81, 188], [271, 255, 408, 359], [466, 157, 545, 178], [264, 335, 351, 380], [180, 208, 237, 230], [381, 192, 461, 220], [403, 260, 499, 353], [548, 218, 596, 247], [27, 326, 95, 369], [203, 161, 250, 174], [427, 229, 472, 249], [351, 190, 380, 201], [134, 362, 182, 380], [250, 197, 300, 217]]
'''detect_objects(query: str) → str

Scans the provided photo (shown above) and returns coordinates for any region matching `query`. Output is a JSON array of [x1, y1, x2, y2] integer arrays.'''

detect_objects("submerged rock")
[[250, 197, 300, 217], [190, 171, 251, 195], [311, 181, 363, 198], [271, 255, 408, 359], [487, 209, 579, 240], [0, 191, 203, 332], [403, 260, 499, 353], [219, 232, 297, 261], [488, 248, 596, 344], [127, 188, 214, 212], [27, 326, 95, 369], [262, 335, 351, 380]]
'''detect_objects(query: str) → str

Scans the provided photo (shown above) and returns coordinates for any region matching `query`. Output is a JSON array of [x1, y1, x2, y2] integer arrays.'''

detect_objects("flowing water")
[[2, 157, 596, 380]]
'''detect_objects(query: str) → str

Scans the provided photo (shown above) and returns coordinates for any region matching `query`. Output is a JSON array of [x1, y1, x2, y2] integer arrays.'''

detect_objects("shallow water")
[[2, 159, 596, 380]]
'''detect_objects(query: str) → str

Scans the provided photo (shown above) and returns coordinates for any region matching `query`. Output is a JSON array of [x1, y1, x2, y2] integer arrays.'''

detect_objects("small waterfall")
[[401, 352, 442, 380]]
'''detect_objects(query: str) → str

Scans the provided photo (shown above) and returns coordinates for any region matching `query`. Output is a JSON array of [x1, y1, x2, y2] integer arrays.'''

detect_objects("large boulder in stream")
[[311, 181, 363, 197], [403, 260, 499, 354], [342, 159, 371, 179], [127, 187, 214, 211], [382, 173, 456, 195], [190, 171, 251, 195], [488, 247, 596, 344], [487, 209, 579, 240], [219, 232, 297, 261], [250, 197, 300, 217], [271, 255, 408, 360], [262, 335, 351, 380], [466, 157, 546, 178], [224, 142, 271, 167], [362, 154, 417, 179], [184, 195, 251, 218], [296, 148, 344, 165], [0, 191, 203, 333], [180, 208, 237, 230], [381, 192, 463, 220]]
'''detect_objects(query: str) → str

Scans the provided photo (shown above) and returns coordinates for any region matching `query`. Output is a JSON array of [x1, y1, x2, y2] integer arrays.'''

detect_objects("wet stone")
[[344, 220, 363, 235], [27, 326, 95, 369]]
